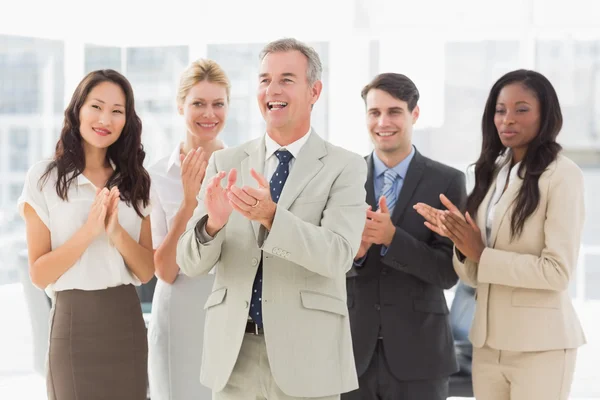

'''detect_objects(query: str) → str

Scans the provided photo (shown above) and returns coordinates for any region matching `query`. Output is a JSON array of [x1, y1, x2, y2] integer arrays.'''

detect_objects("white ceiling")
[[0, 0, 354, 46], [2, 0, 599, 46]]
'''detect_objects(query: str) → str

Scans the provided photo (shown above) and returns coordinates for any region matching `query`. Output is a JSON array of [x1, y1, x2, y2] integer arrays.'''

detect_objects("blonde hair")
[[176, 59, 231, 105]]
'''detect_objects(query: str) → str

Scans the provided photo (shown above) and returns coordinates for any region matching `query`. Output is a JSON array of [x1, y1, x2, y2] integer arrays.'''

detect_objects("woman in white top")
[[19, 69, 154, 400], [414, 69, 586, 400], [148, 59, 229, 400]]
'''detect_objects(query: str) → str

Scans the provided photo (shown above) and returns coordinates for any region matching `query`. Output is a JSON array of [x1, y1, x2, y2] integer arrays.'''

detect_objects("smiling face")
[[78, 81, 126, 150], [365, 88, 419, 157], [494, 82, 541, 158], [179, 80, 228, 141], [257, 50, 321, 140]]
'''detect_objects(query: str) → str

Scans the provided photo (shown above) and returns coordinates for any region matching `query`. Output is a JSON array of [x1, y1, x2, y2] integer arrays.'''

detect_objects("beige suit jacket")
[[454, 154, 586, 351], [176, 132, 366, 397]]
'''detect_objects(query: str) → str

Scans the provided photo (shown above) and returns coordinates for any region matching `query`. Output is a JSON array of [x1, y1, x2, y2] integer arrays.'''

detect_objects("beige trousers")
[[472, 345, 577, 400], [213, 333, 340, 400]]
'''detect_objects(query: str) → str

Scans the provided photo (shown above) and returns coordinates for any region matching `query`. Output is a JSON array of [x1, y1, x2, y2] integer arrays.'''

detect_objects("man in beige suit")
[[176, 38, 366, 400]]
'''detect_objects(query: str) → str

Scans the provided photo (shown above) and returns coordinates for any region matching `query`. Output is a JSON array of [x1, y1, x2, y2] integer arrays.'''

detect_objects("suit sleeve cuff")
[[194, 215, 215, 244], [353, 254, 367, 267], [455, 247, 466, 263]]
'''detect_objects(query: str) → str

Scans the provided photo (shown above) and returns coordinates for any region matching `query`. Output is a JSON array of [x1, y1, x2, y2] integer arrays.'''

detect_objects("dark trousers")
[[343, 340, 449, 400]]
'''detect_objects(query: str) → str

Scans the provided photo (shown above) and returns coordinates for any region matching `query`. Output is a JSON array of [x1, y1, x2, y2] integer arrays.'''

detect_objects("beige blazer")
[[176, 132, 366, 397], [454, 154, 586, 352]]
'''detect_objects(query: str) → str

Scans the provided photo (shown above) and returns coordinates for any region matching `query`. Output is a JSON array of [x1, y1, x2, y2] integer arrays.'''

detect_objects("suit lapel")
[[391, 150, 425, 222], [242, 137, 266, 241], [277, 131, 326, 210], [477, 183, 495, 245], [365, 154, 377, 209], [489, 176, 522, 247]]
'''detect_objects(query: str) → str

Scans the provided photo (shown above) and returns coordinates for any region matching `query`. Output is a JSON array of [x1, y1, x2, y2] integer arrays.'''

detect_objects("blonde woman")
[[148, 59, 230, 400]]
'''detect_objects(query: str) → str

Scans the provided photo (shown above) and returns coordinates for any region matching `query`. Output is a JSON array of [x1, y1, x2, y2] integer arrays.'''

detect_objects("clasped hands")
[[204, 168, 277, 236], [413, 194, 485, 262], [85, 186, 122, 241], [355, 196, 396, 259]]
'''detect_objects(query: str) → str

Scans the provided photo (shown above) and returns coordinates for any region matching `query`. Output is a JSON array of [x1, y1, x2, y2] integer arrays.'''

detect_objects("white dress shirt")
[[147, 144, 217, 400], [149, 145, 185, 249], [18, 159, 151, 296], [149, 141, 239, 399], [150, 143, 230, 274], [263, 129, 311, 180], [485, 152, 521, 246]]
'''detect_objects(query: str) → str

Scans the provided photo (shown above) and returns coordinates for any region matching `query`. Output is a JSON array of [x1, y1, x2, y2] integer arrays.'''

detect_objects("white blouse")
[[485, 153, 521, 246], [148, 145, 185, 249], [149, 143, 230, 275], [18, 159, 151, 295]]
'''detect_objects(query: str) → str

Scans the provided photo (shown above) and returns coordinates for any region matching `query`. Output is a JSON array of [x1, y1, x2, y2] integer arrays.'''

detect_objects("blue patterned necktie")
[[380, 169, 399, 213], [250, 149, 293, 328]]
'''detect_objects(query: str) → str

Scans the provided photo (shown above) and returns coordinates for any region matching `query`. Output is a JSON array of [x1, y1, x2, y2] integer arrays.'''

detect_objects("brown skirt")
[[47, 284, 148, 400]]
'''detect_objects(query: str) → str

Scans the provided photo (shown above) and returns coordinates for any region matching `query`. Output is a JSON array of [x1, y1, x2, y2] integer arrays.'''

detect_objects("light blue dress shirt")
[[355, 146, 415, 266]]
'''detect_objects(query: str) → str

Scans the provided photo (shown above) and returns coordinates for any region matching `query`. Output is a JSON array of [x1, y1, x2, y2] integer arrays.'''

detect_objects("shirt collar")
[[496, 149, 521, 182], [167, 143, 183, 174], [76, 158, 117, 187], [373, 145, 415, 180], [264, 128, 312, 161]]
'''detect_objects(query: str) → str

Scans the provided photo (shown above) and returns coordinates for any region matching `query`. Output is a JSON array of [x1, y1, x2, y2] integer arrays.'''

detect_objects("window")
[[0, 34, 64, 251], [536, 40, 600, 149], [126, 46, 189, 161], [207, 43, 265, 147], [0, 35, 64, 115], [9, 182, 23, 205], [85, 45, 122, 73], [419, 41, 521, 172], [9, 127, 29, 172]]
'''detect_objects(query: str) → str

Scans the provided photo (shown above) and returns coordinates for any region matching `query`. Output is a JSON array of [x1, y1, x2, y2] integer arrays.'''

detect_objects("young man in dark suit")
[[344, 73, 467, 400]]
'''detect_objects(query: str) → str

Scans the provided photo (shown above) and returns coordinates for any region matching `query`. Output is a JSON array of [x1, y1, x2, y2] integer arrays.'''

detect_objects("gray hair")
[[259, 38, 323, 85]]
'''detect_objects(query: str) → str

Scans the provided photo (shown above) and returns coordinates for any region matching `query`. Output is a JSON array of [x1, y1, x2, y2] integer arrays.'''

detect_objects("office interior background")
[[1, 0, 599, 398]]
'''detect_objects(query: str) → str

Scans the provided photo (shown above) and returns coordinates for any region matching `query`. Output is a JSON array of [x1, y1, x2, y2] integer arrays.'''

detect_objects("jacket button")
[[244, 301, 249, 309], [252, 258, 258, 266], [374, 304, 381, 311]]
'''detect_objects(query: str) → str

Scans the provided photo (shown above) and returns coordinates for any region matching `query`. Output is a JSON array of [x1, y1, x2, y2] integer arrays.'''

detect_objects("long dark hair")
[[40, 69, 150, 218], [466, 69, 563, 238]]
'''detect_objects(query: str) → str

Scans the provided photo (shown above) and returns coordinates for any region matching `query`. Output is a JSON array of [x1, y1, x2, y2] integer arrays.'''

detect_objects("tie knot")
[[275, 150, 292, 164], [384, 169, 398, 182]]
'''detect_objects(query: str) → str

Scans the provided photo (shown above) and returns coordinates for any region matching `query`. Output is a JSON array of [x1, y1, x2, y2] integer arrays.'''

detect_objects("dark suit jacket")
[[347, 148, 467, 382]]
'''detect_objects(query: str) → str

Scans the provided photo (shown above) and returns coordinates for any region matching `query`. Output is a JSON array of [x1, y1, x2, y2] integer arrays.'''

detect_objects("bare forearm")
[[30, 227, 94, 289], [112, 226, 155, 283], [154, 203, 196, 284]]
